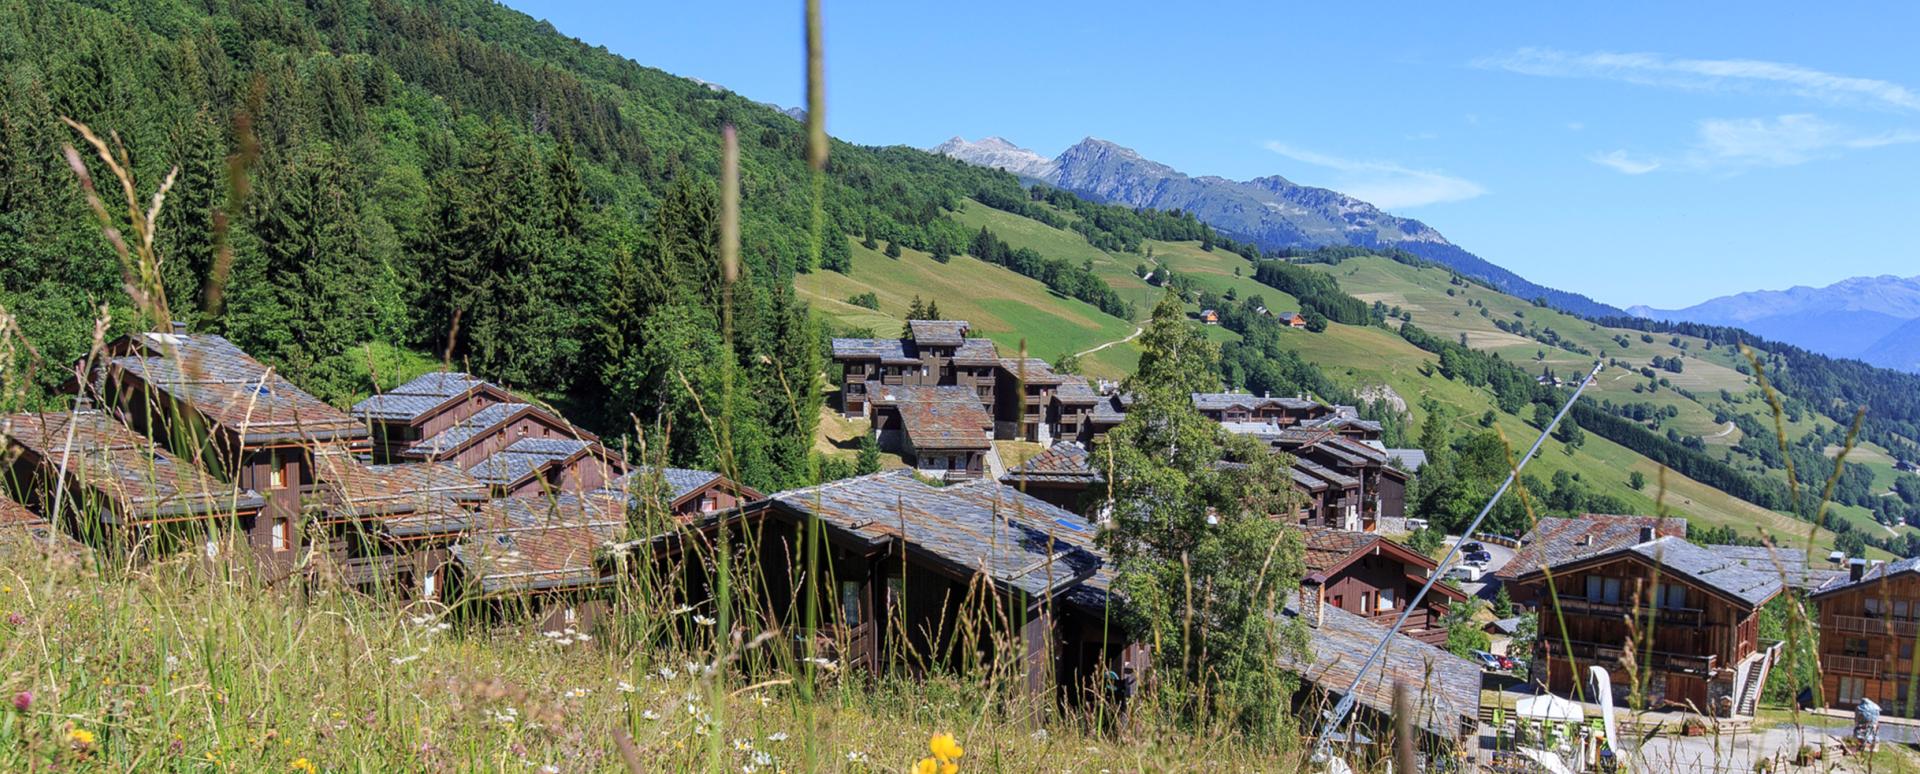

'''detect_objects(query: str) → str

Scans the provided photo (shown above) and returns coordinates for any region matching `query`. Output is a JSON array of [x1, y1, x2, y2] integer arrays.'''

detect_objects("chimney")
[[170, 320, 187, 336], [1638, 525, 1656, 543], [1850, 557, 1869, 582], [1300, 577, 1326, 628], [1577, 533, 1592, 547]]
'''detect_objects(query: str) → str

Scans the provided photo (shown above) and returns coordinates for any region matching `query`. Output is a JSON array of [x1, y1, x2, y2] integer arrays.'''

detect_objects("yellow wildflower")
[[2, 585, 12, 593], [291, 757, 317, 773], [913, 758, 940, 774], [68, 728, 97, 747], [929, 733, 963, 763]]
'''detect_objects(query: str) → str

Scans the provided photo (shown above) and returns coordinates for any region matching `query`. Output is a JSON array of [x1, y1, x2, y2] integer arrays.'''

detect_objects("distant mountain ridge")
[[1630, 275, 1920, 373], [934, 135, 1625, 319]]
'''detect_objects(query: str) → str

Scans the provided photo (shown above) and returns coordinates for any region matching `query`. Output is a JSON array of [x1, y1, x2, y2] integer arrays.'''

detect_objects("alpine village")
[[4, 1, 1920, 772]]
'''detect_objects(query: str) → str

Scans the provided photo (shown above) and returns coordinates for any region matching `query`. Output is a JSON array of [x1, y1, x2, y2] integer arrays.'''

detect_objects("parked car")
[[1460, 541, 1485, 554], [1445, 565, 1484, 582], [1405, 517, 1430, 531], [1465, 550, 1494, 565], [1496, 654, 1517, 670], [1470, 650, 1502, 670]]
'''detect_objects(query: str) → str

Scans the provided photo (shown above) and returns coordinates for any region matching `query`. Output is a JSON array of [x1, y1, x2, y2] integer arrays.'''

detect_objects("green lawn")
[[952, 201, 1160, 319]]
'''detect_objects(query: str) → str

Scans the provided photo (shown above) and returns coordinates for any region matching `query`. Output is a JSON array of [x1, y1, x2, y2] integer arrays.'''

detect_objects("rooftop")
[[765, 471, 1104, 599], [1001, 442, 1100, 485], [906, 319, 970, 347], [874, 385, 992, 450], [3, 409, 265, 520], [1279, 597, 1481, 739], [1502, 514, 1688, 580], [402, 402, 534, 458], [1621, 537, 1784, 608], [107, 331, 365, 444], [350, 371, 496, 423], [604, 466, 726, 506], [451, 493, 628, 595], [468, 437, 596, 487], [1191, 392, 1318, 412], [1812, 556, 1920, 598], [1713, 544, 1847, 593]]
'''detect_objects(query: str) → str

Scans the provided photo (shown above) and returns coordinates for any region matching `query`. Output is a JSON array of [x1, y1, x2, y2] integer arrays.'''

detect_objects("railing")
[[1549, 597, 1707, 626], [1823, 653, 1888, 677], [1544, 639, 1717, 674], [1830, 615, 1920, 638]]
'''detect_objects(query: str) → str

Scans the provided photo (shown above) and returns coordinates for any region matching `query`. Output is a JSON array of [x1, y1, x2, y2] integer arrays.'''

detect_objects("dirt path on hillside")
[[1076, 326, 1143, 358], [1708, 421, 1736, 438]]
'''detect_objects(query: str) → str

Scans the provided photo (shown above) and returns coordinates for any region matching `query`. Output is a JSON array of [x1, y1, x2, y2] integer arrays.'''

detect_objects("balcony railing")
[[1830, 615, 1920, 638], [1824, 653, 1889, 677], [1543, 639, 1717, 675], [1549, 597, 1707, 626]]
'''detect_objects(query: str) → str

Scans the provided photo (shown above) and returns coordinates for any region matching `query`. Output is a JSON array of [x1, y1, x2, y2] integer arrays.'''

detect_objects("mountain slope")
[[936, 136, 1625, 319], [1631, 274, 1920, 370]]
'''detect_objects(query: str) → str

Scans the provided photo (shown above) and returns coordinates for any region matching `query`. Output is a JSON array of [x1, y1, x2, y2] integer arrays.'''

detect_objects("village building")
[[829, 321, 999, 419], [1192, 391, 1324, 426], [351, 371, 625, 497], [78, 325, 368, 573], [714, 471, 1139, 704], [869, 384, 994, 480], [999, 441, 1104, 515], [1809, 557, 1920, 714], [1275, 311, 1309, 329], [1714, 544, 1847, 593], [600, 466, 762, 521], [1198, 309, 1220, 325], [1299, 526, 1464, 646], [447, 492, 630, 633], [307, 447, 489, 600], [0, 477, 90, 555], [1508, 534, 1784, 717], [1497, 514, 1689, 607], [1281, 580, 1482, 762], [3, 404, 267, 559]]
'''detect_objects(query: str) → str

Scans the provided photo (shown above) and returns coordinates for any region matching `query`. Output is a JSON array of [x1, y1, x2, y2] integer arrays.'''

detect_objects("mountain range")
[[933, 136, 1625, 319], [1629, 275, 1920, 373]]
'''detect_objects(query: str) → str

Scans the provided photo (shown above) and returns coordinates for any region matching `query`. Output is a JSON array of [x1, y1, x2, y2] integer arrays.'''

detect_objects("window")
[[1899, 600, 1913, 620], [700, 496, 717, 513], [421, 571, 438, 599], [563, 607, 578, 626], [839, 580, 862, 626], [1867, 598, 1885, 617], [1902, 641, 1913, 661], [267, 457, 284, 489], [1845, 638, 1871, 658], [1659, 583, 1688, 609], [271, 518, 292, 552], [1840, 676, 1867, 705], [1377, 588, 1395, 612], [1359, 592, 1372, 614], [1586, 576, 1623, 604]]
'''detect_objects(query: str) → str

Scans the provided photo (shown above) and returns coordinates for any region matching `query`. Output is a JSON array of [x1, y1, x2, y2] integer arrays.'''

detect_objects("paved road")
[[1440, 535, 1516, 602]]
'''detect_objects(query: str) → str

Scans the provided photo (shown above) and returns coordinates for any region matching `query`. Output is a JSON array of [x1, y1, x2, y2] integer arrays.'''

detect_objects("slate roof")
[[1289, 466, 1330, 492], [1301, 526, 1377, 574], [830, 338, 913, 361], [402, 402, 533, 458], [1620, 537, 1784, 608], [998, 357, 1065, 385], [874, 385, 992, 450], [1088, 394, 1130, 425], [310, 448, 484, 536], [952, 338, 1001, 365], [907, 320, 969, 347], [1812, 556, 1920, 598], [1502, 514, 1688, 581], [107, 332, 365, 444], [351, 371, 493, 422], [1278, 597, 1481, 739], [1713, 545, 1847, 593], [451, 493, 627, 594], [0, 491, 87, 552], [1385, 449, 1428, 472], [604, 466, 726, 506], [1295, 459, 1358, 490], [764, 471, 1103, 599], [1001, 442, 1101, 484], [1054, 377, 1100, 404], [1191, 392, 1318, 412], [468, 438, 595, 486], [0, 492, 41, 528], [3, 409, 265, 520]]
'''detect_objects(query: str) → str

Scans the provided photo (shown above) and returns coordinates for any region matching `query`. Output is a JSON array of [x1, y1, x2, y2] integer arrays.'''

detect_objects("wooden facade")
[[1811, 560, 1920, 715], [1302, 527, 1462, 646]]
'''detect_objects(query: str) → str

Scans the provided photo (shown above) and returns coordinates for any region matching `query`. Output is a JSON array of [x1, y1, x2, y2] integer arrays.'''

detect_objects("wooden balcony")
[[1543, 639, 1717, 675], [1823, 653, 1889, 677], [1829, 615, 1920, 638], [1549, 597, 1708, 627]]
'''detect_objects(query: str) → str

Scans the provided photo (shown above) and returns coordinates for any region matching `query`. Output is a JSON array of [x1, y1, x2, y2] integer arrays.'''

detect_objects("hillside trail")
[[1708, 421, 1736, 438], [1075, 326, 1143, 357]]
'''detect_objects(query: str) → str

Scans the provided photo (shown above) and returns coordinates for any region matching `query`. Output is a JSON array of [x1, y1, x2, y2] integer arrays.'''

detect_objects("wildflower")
[[641, 709, 660, 721], [291, 757, 317, 773], [693, 614, 716, 627], [1029, 728, 1047, 740], [913, 759, 939, 774], [1, 585, 10, 593], [68, 728, 97, 748], [390, 654, 419, 665], [752, 750, 772, 766], [11, 691, 29, 712], [616, 681, 636, 694], [766, 732, 788, 743], [5, 612, 22, 627], [564, 688, 590, 699], [846, 751, 868, 763], [669, 605, 695, 615], [538, 766, 560, 774], [928, 733, 963, 770], [733, 738, 754, 752], [657, 666, 678, 680]]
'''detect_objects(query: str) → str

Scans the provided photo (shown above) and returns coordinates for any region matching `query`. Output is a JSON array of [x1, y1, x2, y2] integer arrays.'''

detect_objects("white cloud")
[[1691, 114, 1920, 167], [1588, 150, 1660, 175], [1262, 142, 1485, 209], [1476, 48, 1920, 111], [1566, 121, 1586, 131]]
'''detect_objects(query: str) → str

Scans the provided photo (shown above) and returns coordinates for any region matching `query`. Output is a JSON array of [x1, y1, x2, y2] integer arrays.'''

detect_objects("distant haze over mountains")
[[1630, 275, 1920, 373], [933, 136, 1624, 319]]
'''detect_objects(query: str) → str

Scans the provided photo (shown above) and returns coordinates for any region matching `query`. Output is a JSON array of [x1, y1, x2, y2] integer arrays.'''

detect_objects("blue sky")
[[505, 1, 1920, 309]]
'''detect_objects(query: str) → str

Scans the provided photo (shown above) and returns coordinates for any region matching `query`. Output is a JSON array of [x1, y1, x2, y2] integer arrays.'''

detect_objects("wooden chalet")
[[1299, 526, 1464, 646], [995, 356, 1067, 444], [308, 447, 488, 600], [3, 405, 266, 557], [720, 471, 1140, 706], [830, 320, 999, 419], [447, 492, 629, 633], [1497, 514, 1689, 607], [1281, 582, 1482, 760], [351, 371, 625, 497], [869, 384, 994, 480], [1809, 557, 1920, 715], [999, 442, 1103, 515], [1510, 535, 1784, 717], [79, 325, 367, 574], [600, 466, 763, 521], [1275, 311, 1309, 329], [1192, 391, 1324, 426]]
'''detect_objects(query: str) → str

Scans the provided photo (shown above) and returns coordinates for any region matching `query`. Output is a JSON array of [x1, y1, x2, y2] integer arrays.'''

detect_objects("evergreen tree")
[[855, 434, 881, 475]]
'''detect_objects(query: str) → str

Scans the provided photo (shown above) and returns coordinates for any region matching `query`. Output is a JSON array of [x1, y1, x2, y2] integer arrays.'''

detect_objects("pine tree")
[[924, 301, 940, 321], [855, 434, 881, 475]]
